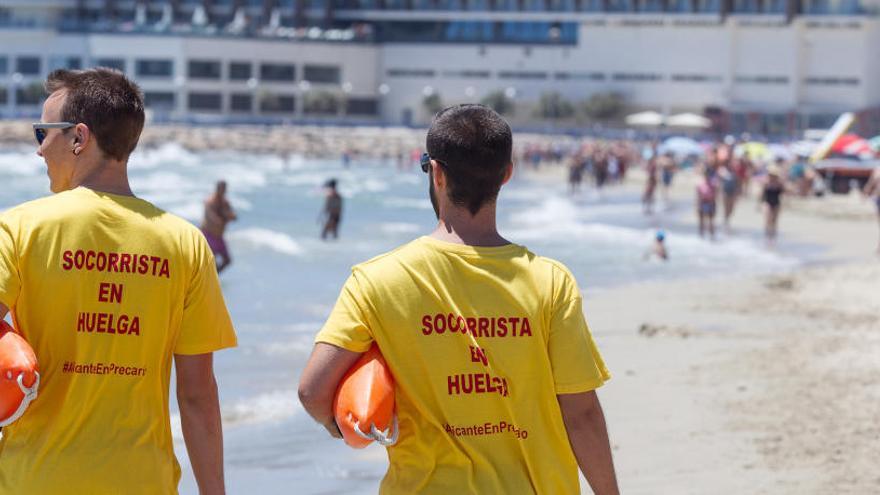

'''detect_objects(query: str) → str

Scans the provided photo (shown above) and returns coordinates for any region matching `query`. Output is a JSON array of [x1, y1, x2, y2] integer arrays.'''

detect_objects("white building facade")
[[1, 0, 879, 136]]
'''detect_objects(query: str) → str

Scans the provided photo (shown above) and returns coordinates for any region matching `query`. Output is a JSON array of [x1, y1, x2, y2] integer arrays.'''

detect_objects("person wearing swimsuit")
[[696, 164, 719, 240], [863, 167, 880, 253], [760, 165, 785, 246]]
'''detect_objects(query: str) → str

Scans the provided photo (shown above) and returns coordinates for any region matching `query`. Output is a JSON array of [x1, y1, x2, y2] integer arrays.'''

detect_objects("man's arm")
[[298, 342, 362, 438], [558, 391, 620, 495], [175, 353, 226, 495]]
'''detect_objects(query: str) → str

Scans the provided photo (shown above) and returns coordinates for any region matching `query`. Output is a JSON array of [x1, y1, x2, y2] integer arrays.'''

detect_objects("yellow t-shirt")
[[316, 236, 610, 495], [0, 187, 237, 495]]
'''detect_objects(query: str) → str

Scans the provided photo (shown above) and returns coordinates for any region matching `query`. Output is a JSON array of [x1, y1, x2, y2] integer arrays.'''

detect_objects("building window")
[[49, 56, 81, 71], [735, 75, 789, 84], [259, 94, 295, 112], [16, 56, 41, 76], [0, 57, 6, 74], [16, 84, 45, 105], [671, 74, 723, 83], [387, 69, 436, 78], [95, 58, 125, 72], [0, 87, 6, 105], [229, 62, 252, 81], [303, 65, 341, 84], [260, 63, 296, 82], [804, 76, 859, 86], [230, 93, 253, 112], [188, 60, 221, 80], [498, 71, 548, 80], [136, 59, 174, 78], [612, 73, 662, 82], [144, 92, 176, 110], [346, 98, 379, 116], [554, 71, 605, 81], [442, 70, 491, 79], [188, 92, 222, 111]]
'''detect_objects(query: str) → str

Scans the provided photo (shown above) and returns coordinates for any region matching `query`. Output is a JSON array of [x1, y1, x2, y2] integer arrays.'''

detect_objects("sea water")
[[0, 144, 801, 494]]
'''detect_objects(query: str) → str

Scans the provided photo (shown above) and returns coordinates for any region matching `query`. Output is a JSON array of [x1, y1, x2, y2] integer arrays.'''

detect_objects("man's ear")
[[432, 160, 447, 189], [72, 123, 91, 155], [501, 162, 514, 185]]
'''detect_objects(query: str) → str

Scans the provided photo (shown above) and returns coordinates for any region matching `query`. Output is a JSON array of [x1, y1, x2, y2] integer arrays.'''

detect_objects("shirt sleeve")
[[547, 272, 611, 395], [0, 217, 21, 311], [174, 235, 237, 355], [315, 271, 374, 353]]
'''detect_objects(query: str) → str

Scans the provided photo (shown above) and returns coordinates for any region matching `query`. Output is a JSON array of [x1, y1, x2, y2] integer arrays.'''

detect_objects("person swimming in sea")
[[320, 179, 343, 241]]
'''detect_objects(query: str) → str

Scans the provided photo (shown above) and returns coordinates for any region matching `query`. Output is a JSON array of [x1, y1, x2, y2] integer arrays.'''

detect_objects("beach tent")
[[831, 134, 875, 158], [666, 112, 711, 128], [658, 136, 703, 158], [625, 111, 665, 127]]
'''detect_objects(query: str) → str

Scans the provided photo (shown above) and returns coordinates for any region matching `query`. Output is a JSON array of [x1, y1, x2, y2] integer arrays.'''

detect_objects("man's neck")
[[75, 159, 134, 197], [430, 203, 509, 247]]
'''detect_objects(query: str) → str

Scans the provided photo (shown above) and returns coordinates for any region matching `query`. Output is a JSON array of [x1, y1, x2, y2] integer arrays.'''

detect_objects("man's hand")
[[298, 343, 362, 438], [558, 390, 620, 495], [176, 353, 226, 495]]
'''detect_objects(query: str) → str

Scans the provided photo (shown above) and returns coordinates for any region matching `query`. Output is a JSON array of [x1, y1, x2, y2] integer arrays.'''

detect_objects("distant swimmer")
[[299, 104, 620, 495], [320, 179, 343, 241], [0, 68, 236, 494], [202, 180, 237, 273], [644, 230, 669, 261], [862, 166, 880, 253]]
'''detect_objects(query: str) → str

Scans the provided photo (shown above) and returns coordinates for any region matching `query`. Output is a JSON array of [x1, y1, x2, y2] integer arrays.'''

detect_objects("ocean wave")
[[129, 143, 201, 170], [0, 152, 43, 177], [228, 228, 305, 256], [379, 222, 421, 234], [382, 197, 432, 210], [222, 390, 298, 427]]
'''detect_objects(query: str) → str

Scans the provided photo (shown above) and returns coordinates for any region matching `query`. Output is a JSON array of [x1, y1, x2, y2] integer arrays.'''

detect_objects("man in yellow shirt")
[[0, 68, 237, 494], [299, 104, 619, 494]]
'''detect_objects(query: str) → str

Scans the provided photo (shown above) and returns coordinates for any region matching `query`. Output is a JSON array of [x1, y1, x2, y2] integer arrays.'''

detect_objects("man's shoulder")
[[0, 190, 83, 224]]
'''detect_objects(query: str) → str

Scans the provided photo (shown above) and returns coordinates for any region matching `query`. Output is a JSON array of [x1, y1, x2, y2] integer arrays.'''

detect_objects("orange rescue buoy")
[[0, 320, 39, 427], [333, 345, 397, 449]]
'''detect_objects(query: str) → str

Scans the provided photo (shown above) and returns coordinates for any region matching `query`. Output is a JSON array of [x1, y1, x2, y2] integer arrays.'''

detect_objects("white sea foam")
[[379, 222, 421, 234], [129, 143, 201, 170], [228, 228, 305, 256], [222, 390, 298, 427], [382, 197, 432, 210], [0, 152, 42, 176]]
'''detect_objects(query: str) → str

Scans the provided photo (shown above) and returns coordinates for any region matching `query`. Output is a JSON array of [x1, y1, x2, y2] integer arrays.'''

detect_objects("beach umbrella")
[[868, 135, 880, 152], [666, 112, 711, 128], [625, 111, 665, 127], [658, 136, 703, 158]]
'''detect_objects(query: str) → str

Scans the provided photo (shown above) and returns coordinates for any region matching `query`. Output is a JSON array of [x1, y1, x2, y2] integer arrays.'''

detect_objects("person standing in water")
[[299, 105, 619, 495], [321, 179, 343, 240], [202, 180, 237, 274], [759, 165, 786, 246], [862, 166, 880, 253], [696, 164, 719, 240], [0, 68, 236, 494]]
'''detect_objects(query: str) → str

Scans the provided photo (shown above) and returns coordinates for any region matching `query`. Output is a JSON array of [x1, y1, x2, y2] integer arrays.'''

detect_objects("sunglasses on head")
[[32, 122, 76, 145], [420, 153, 448, 173]]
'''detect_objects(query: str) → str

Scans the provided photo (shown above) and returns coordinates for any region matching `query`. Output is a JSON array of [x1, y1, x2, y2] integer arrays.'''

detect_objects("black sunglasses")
[[420, 153, 448, 173], [32, 122, 76, 145]]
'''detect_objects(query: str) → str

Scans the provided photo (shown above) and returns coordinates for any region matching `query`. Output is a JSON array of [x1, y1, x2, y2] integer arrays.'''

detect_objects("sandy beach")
[[562, 167, 880, 494]]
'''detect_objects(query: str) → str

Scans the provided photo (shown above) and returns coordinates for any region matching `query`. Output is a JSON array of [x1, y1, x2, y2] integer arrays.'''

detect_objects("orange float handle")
[[0, 320, 39, 427]]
